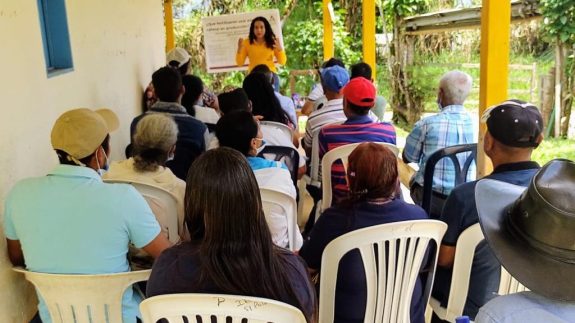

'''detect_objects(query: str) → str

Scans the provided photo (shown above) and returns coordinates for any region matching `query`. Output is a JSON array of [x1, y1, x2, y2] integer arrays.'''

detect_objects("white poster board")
[[202, 9, 283, 73]]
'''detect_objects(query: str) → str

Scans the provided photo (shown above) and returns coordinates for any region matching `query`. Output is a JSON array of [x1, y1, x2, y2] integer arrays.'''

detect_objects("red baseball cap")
[[342, 77, 376, 107]]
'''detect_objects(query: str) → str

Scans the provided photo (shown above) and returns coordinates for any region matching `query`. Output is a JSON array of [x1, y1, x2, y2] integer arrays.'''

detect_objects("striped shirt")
[[403, 105, 476, 195], [319, 115, 397, 203], [304, 99, 379, 148]]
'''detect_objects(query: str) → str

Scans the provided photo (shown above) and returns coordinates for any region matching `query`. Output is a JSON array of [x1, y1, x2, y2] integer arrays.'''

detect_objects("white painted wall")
[[0, 0, 166, 320]]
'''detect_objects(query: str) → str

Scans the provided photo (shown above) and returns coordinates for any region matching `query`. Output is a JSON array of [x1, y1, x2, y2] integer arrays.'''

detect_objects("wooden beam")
[[362, 0, 376, 78], [323, 0, 334, 60], [164, 0, 175, 52], [404, 0, 540, 35], [478, 0, 511, 177]]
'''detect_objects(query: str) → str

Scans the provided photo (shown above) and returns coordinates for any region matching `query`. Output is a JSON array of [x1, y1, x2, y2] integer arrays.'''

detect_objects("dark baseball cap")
[[481, 100, 543, 148]]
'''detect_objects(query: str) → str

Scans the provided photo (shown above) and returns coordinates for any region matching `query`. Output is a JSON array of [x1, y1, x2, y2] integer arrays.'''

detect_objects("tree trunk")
[[559, 43, 574, 138]]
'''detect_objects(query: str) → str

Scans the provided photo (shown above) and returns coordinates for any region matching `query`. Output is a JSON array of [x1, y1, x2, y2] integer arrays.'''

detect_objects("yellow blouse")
[[235, 39, 287, 73]]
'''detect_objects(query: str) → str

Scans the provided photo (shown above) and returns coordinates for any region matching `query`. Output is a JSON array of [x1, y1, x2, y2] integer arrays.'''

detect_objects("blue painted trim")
[[37, 0, 74, 75]]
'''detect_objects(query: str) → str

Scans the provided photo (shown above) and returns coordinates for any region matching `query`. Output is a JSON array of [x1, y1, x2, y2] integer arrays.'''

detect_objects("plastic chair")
[[421, 144, 477, 216], [428, 223, 485, 321], [319, 220, 447, 323], [498, 267, 529, 295], [319, 142, 400, 215], [260, 121, 294, 145], [257, 145, 300, 187], [104, 179, 180, 244], [13, 267, 150, 323], [140, 293, 307, 323], [260, 188, 302, 251]]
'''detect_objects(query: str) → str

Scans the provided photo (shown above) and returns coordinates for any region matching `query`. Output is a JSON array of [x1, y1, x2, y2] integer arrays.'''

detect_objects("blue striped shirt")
[[319, 115, 397, 203], [403, 105, 476, 195]]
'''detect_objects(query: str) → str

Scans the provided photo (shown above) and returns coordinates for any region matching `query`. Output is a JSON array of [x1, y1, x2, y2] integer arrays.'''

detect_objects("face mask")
[[437, 97, 443, 111], [255, 138, 267, 155], [96, 147, 109, 176], [166, 153, 174, 163]]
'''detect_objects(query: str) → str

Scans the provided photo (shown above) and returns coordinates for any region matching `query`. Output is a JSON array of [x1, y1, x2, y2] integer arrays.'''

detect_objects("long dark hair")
[[249, 16, 276, 49], [184, 148, 307, 316], [243, 73, 290, 125]]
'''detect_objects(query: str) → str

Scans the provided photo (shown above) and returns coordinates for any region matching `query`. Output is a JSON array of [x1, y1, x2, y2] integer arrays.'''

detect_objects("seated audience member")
[[104, 113, 187, 241], [4, 108, 170, 323], [402, 70, 476, 217], [473, 159, 575, 323], [349, 62, 387, 121], [300, 143, 428, 323], [131, 66, 208, 180], [251, 64, 298, 128], [301, 58, 346, 115], [319, 76, 396, 203], [217, 88, 252, 115], [146, 148, 316, 322], [243, 73, 294, 128], [143, 47, 192, 111], [166, 47, 191, 76], [431, 100, 544, 322], [216, 111, 302, 249], [302, 65, 350, 156], [181, 74, 220, 127]]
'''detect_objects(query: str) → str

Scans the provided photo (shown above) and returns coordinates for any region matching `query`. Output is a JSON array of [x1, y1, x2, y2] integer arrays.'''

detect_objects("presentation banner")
[[202, 9, 283, 73]]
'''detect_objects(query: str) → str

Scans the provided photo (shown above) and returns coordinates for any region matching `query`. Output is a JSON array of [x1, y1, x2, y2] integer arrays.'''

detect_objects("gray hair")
[[133, 113, 178, 172], [439, 70, 473, 105]]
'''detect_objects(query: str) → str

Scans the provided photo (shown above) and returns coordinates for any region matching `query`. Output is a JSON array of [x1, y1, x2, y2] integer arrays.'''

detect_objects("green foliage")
[[541, 0, 575, 45], [532, 138, 575, 164]]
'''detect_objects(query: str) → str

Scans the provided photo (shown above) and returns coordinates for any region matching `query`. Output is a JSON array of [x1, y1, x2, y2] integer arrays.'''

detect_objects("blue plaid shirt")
[[403, 105, 476, 195]]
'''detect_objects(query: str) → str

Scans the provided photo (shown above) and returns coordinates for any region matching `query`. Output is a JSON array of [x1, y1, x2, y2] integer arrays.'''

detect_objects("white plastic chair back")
[[13, 267, 150, 323], [104, 179, 180, 243], [140, 293, 307, 323], [319, 142, 400, 213], [428, 223, 484, 321], [319, 220, 447, 323], [498, 267, 529, 295], [260, 188, 302, 251], [260, 121, 293, 145]]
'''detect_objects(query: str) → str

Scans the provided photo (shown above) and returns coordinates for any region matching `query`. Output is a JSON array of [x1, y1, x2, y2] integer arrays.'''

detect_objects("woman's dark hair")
[[344, 142, 398, 205], [242, 73, 289, 125], [184, 147, 308, 319], [215, 110, 258, 156], [218, 88, 251, 115], [56, 135, 110, 166], [181, 75, 204, 117], [249, 16, 276, 49]]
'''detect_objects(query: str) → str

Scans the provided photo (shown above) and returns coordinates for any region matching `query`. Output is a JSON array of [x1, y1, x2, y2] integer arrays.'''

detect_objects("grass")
[[532, 138, 575, 165]]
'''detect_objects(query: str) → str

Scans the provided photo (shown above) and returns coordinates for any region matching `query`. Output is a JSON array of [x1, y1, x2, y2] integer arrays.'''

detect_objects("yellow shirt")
[[235, 39, 287, 73]]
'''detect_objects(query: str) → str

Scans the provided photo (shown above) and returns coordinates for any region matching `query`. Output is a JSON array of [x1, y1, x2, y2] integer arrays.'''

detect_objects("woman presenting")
[[236, 16, 286, 90]]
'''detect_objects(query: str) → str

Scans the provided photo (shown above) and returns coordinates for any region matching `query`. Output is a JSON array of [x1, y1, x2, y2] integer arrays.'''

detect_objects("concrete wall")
[[0, 0, 166, 320]]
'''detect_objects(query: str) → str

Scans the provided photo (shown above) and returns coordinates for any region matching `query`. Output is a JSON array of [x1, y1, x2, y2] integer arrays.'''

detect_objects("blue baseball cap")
[[320, 66, 349, 93]]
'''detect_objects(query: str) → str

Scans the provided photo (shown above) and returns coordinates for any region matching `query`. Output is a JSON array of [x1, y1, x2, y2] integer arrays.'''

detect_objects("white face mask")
[[166, 153, 175, 163], [96, 147, 109, 176], [255, 138, 267, 155]]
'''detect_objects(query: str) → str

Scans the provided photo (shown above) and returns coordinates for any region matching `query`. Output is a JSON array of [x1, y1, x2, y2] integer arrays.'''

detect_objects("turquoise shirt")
[[4, 165, 161, 323], [247, 156, 288, 171]]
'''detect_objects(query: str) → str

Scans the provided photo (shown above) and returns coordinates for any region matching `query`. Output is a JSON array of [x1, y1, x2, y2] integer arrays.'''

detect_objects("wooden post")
[[164, 0, 175, 52], [362, 0, 376, 78], [554, 44, 562, 138], [478, 0, 511, 177], [323, 0, 334, 60]]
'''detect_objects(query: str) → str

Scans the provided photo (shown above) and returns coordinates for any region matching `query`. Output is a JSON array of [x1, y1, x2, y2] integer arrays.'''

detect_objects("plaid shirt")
[[403, 105, 476, 195]]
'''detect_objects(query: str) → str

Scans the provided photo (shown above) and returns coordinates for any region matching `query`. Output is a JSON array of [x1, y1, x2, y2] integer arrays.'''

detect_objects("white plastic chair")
[[319, 220, 447, 323], [498, 267, 529, 295], [140, 293, 307, 323], [319, 142, 400, 216], [104, 179, 180, 243], [13, 267, 150, 323], [428, 223, 484, 321], [260, 188, 302, 251], [260, 121, 294, 145]]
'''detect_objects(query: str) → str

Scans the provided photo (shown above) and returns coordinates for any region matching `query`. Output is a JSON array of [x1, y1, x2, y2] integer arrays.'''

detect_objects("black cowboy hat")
[[475, 159, 575, 300]]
